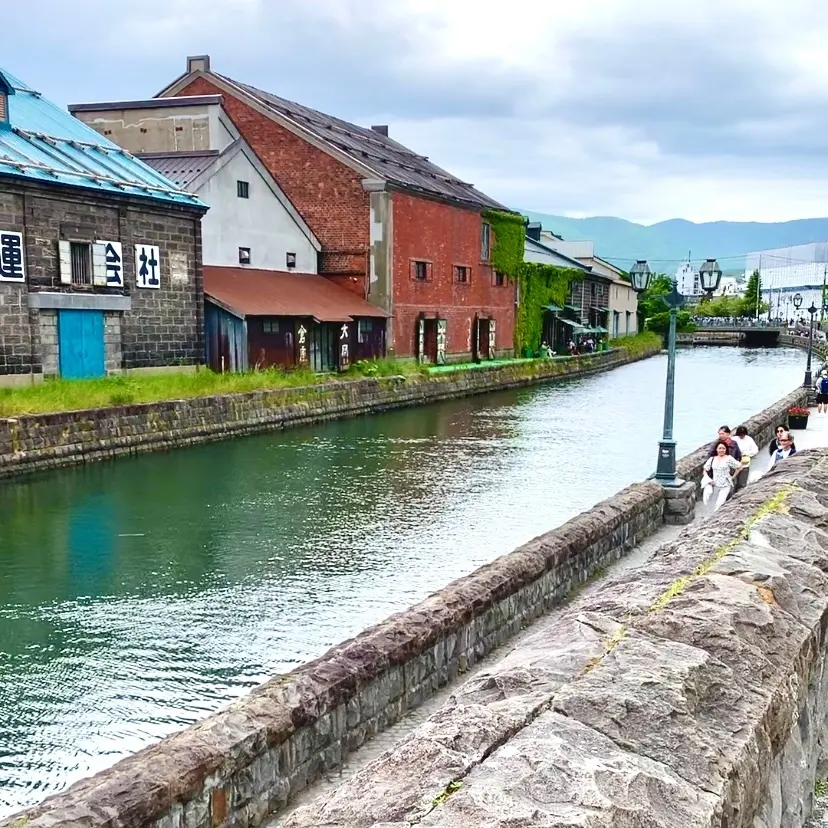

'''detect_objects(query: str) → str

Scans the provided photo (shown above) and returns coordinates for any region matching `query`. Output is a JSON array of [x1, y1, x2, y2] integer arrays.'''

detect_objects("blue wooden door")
[[58, 310, 105, 379]]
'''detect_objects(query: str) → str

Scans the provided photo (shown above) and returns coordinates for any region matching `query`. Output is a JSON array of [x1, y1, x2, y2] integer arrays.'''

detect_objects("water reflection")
[[0, 346, 807, 812]]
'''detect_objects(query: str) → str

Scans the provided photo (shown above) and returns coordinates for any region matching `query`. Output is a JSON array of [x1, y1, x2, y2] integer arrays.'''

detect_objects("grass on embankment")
[[0, 358, 426, 417], [0, 336, 659, 418], [609, 331, 662, 357]]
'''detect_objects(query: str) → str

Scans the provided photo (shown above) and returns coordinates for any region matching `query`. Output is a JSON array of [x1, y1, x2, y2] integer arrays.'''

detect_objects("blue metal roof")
[[0, 69, 206, 209]]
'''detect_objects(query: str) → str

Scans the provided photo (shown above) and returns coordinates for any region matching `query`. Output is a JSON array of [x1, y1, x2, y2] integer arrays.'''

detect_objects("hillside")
[[520, 211, 828, 272]]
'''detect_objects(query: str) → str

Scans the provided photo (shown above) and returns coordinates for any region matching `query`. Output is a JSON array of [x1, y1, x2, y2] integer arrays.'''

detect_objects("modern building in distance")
[[745, 243, 828, 321], [675, 261, 701, 297], [0, 66, 208, 386]]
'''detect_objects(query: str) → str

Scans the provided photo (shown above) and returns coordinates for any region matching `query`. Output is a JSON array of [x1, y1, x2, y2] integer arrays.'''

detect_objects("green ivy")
[[483, 209, 525, 277], [515, 263, 584, 355]]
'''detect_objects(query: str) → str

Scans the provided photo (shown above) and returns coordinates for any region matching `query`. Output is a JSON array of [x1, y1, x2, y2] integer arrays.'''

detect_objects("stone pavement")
[[272, 405, 828, 828]]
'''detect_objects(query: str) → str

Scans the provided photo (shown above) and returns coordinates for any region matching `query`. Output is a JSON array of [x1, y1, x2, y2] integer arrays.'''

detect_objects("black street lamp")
[[805, 301, 818, 388], [628, 259, 688, 487], [698, 258, 723, 299], [793, 293, 803, 312]]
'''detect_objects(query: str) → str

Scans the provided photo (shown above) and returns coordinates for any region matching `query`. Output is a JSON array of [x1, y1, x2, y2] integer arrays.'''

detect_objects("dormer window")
[[0, 70, 14, 130]]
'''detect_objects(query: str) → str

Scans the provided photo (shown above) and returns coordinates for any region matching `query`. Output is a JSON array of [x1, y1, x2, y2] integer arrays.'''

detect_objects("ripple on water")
[[0, 346, 809, 813]]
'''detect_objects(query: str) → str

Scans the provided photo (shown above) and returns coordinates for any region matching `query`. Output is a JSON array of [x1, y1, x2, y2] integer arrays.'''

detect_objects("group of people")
[[566, 337, 599, 356], [701, 423, 797, 512]]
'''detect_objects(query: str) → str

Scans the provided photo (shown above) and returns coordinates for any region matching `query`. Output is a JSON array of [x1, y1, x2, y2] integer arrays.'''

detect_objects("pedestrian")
[[817, 369, 828, 414], [732, 425, 758, 491], [768, 424, 787, 457], [708, 425, 742, 461], [772, 432, 797, 466], [702, 441, 742, 512]]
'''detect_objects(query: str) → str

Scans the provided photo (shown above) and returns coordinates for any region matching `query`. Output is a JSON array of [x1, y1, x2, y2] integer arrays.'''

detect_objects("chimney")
[[187, 55, 211, 74], [371, 125, 389, 137], [526, 222, 542, 242]]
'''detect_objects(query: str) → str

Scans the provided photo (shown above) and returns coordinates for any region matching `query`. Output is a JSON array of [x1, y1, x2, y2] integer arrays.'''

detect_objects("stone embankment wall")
[[677, 330, 743, 345], [779, 331, 828, 363], [0, 347, 653, 480], [0, 385, 809, 828], [281, 450, 828, 828]]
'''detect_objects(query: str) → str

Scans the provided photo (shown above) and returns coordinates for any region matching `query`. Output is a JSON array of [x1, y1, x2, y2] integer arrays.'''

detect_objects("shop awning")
[[590, 326, 609, 334], [543, 303, 562, 312], [560, 319, 588, 331], [591, 306, 611, 313], [204, 266, 390, 322], [564, 304, 580, 312]]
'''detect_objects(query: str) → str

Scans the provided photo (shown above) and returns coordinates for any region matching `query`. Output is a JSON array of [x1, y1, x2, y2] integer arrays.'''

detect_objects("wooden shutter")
[[92, 243, 107, 286], [58, 240, 72, 284]]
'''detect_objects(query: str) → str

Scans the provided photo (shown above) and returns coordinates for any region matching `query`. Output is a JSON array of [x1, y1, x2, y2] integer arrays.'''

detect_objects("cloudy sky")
[[4, 0, 828, 224]]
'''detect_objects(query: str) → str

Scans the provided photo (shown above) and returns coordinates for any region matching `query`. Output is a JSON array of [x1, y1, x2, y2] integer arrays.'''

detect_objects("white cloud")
[[4, 0, 828, 222]]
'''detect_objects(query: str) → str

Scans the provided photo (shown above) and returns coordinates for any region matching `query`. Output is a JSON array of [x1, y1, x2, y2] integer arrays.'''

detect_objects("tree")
[[697, 294, 742, 317], [740, 270, 762, 318], [637, 273, 674, 323], [644, 310, 696, 335]]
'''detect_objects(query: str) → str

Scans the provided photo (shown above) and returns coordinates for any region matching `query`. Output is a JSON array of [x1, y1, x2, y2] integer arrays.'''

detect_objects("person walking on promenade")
[[817, 369, 828, 414], [768, 424, 787, 457], [708, 425, 742, 462], [703, 441, 742, 512], [772, 432, 797, 466], [732, 425, 758, 491]]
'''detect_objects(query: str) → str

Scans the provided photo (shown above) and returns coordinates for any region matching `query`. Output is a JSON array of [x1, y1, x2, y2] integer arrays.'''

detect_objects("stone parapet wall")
[[0, 480, 665, 828], [0, 347, 654, 480], [281, 451, 828, 828]]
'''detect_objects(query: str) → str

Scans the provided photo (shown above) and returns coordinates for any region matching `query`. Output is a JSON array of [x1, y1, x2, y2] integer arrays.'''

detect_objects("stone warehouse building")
[[0, 67, 207, 386], [145, 55, 513, 364]]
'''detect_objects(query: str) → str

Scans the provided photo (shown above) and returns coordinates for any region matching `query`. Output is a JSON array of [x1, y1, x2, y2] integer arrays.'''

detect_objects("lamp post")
[[629, 259, 707, 486], [805, 301, 818, 388], [699, 258, 723, 300]]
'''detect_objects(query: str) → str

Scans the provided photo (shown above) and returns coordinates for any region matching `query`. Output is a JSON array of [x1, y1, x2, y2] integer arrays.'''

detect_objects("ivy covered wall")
[[483, 210, 584, 356]]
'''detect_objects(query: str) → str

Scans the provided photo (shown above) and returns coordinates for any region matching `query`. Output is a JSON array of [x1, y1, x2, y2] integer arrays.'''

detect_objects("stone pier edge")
[[0, 384, 808, 828], [0, 346, 659, 481]]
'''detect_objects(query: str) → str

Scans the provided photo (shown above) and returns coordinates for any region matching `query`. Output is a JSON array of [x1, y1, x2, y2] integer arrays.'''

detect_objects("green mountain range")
[[520, 211, 828, 274]]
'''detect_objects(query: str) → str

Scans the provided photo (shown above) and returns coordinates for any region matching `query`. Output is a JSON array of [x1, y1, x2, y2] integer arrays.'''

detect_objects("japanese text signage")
[[135, 244, 161, 289], [339, 323, 350, 370], [0, 231, 25, 283], [99, 241, 124, 287], [297, 324, 308, 366]]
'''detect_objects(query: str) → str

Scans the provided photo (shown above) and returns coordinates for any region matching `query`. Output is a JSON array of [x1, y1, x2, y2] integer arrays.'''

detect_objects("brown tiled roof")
[[204, 266, 390, 322], [138, 150, 219, 187], [216, 73, 506, 211]]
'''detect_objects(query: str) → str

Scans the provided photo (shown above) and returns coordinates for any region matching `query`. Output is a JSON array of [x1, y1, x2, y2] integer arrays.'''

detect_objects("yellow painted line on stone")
[[581, 484, 798, 678]]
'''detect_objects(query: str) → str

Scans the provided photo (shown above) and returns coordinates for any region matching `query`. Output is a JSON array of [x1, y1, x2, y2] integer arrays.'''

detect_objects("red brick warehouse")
[[157, 56, 516, 363]]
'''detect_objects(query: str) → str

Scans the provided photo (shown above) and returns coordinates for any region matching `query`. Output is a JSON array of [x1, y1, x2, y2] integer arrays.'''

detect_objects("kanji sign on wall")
[[0, 231, 25, 283], [135, 244, 161, 289], [97, 241, 124, 287]]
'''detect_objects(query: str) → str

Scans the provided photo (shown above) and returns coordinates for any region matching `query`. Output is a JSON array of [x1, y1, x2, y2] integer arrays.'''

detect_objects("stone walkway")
[[272, 405, 828, 827]]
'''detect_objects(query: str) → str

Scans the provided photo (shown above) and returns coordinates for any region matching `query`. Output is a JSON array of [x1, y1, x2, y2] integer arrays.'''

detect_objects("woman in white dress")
[[732, 425, 759, 490], [703, 441, 742, 511]]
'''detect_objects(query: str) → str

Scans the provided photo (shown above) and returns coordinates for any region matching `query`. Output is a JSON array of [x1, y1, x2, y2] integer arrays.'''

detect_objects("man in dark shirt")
[[708, 425, 742, 461]]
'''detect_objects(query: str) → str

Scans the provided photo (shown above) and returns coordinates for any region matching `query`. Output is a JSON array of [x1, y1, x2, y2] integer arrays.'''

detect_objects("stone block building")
[[0, 67, 207, 385], [147, 55, 514, 364]]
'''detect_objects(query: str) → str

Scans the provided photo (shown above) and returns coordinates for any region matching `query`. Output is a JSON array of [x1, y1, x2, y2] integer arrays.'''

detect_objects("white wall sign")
[[96, 241, 124, 287], [135, 244, 161, 289], [0, 231, 25, 283]]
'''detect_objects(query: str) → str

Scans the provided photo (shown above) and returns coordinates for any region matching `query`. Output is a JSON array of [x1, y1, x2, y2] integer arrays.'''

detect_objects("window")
[[493, 270, 505, 287], [69, 242, 92, 285], [239, 247, 251, 265], [237, 180, 249, 199], [481, 222, 491, 261], [358, 318, 373, 343], [454, 265, 470, 284], [286, 252, 297, 269], [262, 320, 280, 334], [411, 260, 431, 281], [591, 282, 604, 298]]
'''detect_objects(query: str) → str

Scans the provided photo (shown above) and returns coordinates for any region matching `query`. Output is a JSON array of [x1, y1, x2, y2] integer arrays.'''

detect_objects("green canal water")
[[0, 346, 808, 812]]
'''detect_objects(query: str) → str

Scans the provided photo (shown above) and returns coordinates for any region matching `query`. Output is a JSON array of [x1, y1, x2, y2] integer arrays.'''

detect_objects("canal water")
[[0, 346, 807, 813]]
